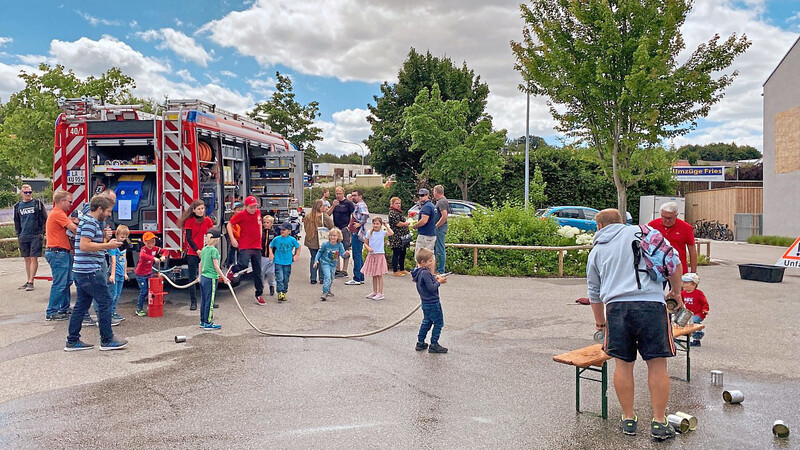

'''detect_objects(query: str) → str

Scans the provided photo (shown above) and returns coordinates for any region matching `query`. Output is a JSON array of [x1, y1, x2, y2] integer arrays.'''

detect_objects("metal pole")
[[524, 90, 531, 209]]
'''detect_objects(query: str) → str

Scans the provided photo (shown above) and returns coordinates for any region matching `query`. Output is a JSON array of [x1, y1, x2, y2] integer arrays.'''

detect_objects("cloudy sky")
[[1, 0, 798, 155]]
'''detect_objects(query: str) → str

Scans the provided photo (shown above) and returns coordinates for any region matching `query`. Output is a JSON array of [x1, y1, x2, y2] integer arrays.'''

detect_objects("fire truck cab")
[[53, 97, 304, 279]]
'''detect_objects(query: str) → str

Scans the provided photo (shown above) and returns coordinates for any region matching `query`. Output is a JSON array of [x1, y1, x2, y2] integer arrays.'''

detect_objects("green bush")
[[747, 235, 796, 247], [0, 191, 18, 209]]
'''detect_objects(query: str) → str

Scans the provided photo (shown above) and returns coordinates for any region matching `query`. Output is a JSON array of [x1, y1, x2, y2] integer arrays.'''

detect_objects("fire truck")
[[53, 97, 304, 277]]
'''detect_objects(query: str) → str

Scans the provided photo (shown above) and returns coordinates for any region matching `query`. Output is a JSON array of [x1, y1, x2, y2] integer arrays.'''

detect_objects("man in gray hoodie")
[[587, 209, 683, 440]]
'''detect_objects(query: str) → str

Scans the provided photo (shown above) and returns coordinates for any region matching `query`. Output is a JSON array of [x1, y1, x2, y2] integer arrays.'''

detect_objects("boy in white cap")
[[680, 273, 708, 346]]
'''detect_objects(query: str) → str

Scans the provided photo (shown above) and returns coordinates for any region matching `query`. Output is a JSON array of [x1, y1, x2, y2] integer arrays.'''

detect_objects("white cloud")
[[136, 28, 213, 67], [15, 54, 55, 65], [176, 69, 195, 83], [46, 36, 253, 112], [220, 70, 237, 78], [314, 108, 372, 156], [75, 10, 122, 27], [0, 37, 13, 47], [0, 61, 36, 101], [246, 76, 277, 96]]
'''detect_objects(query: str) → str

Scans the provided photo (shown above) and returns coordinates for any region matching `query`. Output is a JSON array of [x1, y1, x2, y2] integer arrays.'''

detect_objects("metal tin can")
[[665, 297, 679, 313], [675, 412, 698, 431], [593, 330, 605, 344], [773, 420, 790, 438], [174, 335, 187, 343], [673, 307, 693, 327], [667, 414, 690, 433], [723, 390, 744, 404], [711, 370, 724, 386]]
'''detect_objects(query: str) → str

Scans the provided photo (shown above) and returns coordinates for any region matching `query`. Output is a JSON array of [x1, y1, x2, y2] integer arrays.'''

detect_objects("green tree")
[[512, 0, 750, 218], [366, 49, 490, 192], [676, 142, 761, 161], [249, 72, 323, 160], [0, 63, 136, 178], [402, 84, 505, 201]]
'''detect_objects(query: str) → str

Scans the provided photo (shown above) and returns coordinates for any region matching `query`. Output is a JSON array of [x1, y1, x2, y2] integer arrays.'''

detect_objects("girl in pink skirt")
[[362, 217, 394, 300]]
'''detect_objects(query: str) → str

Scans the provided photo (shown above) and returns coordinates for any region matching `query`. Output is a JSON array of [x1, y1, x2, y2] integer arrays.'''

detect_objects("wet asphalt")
[[0, 241, 798, 449]]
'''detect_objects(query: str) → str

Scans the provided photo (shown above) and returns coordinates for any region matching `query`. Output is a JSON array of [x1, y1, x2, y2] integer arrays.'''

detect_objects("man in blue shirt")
[[412, 188, 437, 261], [65, 195, 127, 352]]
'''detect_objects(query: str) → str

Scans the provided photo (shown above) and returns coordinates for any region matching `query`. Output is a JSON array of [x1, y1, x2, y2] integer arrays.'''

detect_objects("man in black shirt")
[[330, 186, 355, 278], [14, 184, 48, 291]]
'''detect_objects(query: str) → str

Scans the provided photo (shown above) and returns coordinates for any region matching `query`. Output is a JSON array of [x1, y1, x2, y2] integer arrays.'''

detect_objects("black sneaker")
[[310, 280, 317, 284], [190, 301, 197, 311], [25, 283, 34, 291], [621, 415, 638, 435], [651, 419, 676, 440], [690, 340, 701, 347], [46, 312, 69, 321], [428, 343, 448, 354], [99, 338, 129, 351], [64, 340, 94, 352], [269, 285, 275, 296], [83, 316, 97, 326], [415, 342, 428, 351]]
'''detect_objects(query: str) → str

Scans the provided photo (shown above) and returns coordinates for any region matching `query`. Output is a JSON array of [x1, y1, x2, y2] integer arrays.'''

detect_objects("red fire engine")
[[53, 97, 304, 275]]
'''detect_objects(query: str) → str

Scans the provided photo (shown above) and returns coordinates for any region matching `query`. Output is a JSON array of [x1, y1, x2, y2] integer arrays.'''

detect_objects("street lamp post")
[[524, 89, 530, 209], [338, 140, 366, 175]]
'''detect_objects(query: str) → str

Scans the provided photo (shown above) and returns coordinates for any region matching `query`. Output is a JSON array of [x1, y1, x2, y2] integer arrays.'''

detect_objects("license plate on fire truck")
[[67, 170, 85, 185]]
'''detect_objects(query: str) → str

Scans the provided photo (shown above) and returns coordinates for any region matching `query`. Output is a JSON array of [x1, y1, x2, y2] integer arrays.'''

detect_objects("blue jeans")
[[275, 264, 292, 294], [320, 263, 335, 293], [67, 271, 114, 344], [351, 237, 365, 282], [418, 302, 444, 345], [308, 248, 322, 282], [110, 276, 125, 315], [435, 223, 448, 274], [45, 250, 73, 315], [137, 275, 150, 310], [199, 276, 217, 324], [692, 315, 705, 340]]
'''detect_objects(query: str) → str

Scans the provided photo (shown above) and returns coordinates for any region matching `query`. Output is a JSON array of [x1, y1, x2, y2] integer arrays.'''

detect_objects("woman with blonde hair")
[[303, 199, 334, 284]]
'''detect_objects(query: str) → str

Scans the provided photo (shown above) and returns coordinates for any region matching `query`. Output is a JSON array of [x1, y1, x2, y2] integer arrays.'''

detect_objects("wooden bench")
[[552, 323, 705, 419]]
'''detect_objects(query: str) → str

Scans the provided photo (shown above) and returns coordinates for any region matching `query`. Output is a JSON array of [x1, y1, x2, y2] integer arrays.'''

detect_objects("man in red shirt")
[[648, 201, 697, 274], [227, 196, 265, 304]]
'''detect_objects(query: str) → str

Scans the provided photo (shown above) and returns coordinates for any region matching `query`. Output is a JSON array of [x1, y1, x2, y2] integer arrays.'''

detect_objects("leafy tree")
[[676, 142, 761, 162], [512, 0, 751, 218], [249, 72, 323, 160], [402, 84, 505, 200], [365, 49, 490, 191], [0, 64, 136, 178]]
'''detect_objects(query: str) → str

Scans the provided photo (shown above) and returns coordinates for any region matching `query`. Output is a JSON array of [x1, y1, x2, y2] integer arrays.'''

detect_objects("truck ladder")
[[160, 108, 186, 252]]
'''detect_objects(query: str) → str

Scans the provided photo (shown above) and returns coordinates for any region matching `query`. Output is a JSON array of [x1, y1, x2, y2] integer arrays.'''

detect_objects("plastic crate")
[[738, 263, 785, 283]]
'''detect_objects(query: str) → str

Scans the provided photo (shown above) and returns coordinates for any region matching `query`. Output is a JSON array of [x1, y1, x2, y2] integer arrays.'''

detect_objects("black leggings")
[[391, 246, 407, 272], [186, 255, 200, 302]]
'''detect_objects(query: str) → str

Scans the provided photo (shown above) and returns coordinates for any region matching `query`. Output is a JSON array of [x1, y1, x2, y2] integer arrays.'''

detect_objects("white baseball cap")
[[681, 273, 699, 285]]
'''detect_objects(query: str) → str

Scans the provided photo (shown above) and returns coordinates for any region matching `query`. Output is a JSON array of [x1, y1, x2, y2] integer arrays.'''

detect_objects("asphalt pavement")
[[0, 240, 798, 449]]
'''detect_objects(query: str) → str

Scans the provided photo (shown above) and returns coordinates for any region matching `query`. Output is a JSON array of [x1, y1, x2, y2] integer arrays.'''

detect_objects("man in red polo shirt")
[[227, 196, 265, 304], [648, 201, 697, 274]]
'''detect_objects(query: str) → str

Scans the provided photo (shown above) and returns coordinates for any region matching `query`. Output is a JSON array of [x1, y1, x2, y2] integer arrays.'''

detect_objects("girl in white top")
[[361, 217, 394, 300]]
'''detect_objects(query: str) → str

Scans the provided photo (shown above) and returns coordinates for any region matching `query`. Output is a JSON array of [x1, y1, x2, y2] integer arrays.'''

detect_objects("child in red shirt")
[[135, 232, 165, 316], [681, 272, 708, 346]]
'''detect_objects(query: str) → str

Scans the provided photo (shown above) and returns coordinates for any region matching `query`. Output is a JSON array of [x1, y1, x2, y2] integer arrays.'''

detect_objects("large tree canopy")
[[249, 71, 323, 160], [676, 142, 761, 164], [512, 0, 750, 217], [365, 49, 490, 191]]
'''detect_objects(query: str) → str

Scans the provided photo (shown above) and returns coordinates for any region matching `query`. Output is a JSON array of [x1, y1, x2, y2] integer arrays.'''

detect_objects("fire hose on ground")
[[156, 270, 421, 339]]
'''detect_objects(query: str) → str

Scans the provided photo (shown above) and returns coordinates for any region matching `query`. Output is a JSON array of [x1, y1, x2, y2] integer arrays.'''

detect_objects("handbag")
[[401, 233, 413, 247]]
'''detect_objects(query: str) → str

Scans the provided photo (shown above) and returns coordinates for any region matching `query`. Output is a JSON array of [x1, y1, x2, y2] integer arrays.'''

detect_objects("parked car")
[[408, 199, 484, 219], [536, 206, 599, 232]]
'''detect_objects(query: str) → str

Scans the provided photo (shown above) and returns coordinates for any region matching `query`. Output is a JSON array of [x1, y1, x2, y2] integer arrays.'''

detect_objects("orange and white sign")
[[775, 236, 800, 269]]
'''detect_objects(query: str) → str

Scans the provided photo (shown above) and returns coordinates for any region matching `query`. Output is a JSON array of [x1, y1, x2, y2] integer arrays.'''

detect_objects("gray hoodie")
[[586, 223, 666, 305]]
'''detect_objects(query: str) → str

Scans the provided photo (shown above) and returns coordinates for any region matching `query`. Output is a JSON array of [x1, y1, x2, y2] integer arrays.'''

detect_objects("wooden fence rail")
[[443, 243, 593, 277]]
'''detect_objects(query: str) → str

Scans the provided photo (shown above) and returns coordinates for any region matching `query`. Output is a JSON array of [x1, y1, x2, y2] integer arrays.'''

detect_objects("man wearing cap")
[[227, 196, 265, 305], [412, 188, 437, 259]]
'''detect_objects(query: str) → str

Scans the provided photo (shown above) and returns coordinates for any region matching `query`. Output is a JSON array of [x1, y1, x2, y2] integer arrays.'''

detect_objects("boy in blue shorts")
[[269, 222, 301, 302]]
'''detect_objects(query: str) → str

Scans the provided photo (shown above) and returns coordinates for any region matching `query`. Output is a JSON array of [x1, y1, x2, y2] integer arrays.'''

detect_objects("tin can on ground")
[[773, 420, 790, 438], [711, 370, 724, 386], [673, 307, 693, 327], [665, 297, 679, 313], [174, 335, 187, 343], [667, 414, 690, 433], [593, 330, 605, 344], [675, 412, 698, 431], [723, 390, 744, 404]]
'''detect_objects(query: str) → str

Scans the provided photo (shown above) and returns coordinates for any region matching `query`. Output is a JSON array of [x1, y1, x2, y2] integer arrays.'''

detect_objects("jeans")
[[186, 255, 200, 303], [110, 277, 125, 315], [391, 246, 407, 272], [692, 315, 705, 340], [239, 249, 263, 296], [275, 264, 292, 293], [320, 263, 335, 293], [137, 275, 150, 310], [308, 248, 322, 282], [260, 257, 276, 287], [435, 223, 448, 274], [45, 250, 73, 315], [418, 302, 444, 345], [199, 276, 217, 324], [68, 271, 114, 344], [351, 237, 365, 282]]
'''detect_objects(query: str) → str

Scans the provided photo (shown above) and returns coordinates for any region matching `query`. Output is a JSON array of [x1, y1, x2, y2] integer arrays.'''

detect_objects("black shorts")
[[18, 236, 43, 258], [603, 301, 675, 362]]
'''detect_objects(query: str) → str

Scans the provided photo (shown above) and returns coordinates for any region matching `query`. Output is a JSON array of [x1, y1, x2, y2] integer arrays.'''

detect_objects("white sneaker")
[[345, 279, 363, 285], [372, 293, 385, 301], [366, 292, 377, 299]]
